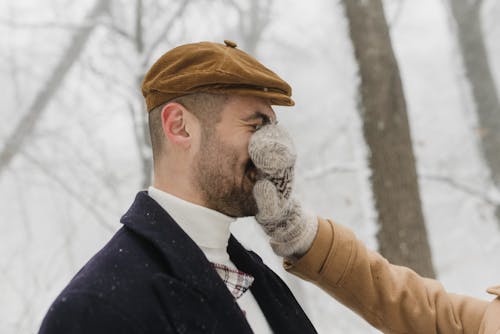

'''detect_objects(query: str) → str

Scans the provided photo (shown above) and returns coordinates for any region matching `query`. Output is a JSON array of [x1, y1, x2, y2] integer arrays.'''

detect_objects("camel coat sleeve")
[[285, 218, 492, 334]]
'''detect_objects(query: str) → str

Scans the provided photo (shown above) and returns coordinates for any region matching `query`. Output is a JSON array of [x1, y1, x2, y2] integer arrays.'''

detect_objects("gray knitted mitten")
[[249, 124, 318, 259]]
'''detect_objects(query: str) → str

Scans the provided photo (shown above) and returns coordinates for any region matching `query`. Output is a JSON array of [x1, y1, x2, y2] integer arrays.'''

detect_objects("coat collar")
[[120, 191, 252, 333]]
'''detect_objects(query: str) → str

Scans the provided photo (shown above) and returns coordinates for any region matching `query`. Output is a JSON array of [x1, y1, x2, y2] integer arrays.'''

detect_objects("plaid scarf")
[[212, 263, 255, 300]]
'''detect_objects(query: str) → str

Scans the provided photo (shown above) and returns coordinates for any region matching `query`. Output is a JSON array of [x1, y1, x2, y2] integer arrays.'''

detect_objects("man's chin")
[[240, 197, 259, 217], [217, 196, 258, 218], [236, 209, 258, 219], [224, 205, 258, 218]]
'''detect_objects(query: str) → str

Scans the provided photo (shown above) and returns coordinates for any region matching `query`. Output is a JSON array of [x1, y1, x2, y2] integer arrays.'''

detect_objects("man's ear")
[[161, 102, 192, 147]]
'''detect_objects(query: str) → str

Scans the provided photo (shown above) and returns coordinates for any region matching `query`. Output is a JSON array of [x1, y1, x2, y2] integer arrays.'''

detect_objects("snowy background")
[[1, 0, 500, 333]]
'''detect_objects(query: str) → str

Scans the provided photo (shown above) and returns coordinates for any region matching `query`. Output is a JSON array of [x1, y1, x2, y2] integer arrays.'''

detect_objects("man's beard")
[[192, 132, 258, 217]]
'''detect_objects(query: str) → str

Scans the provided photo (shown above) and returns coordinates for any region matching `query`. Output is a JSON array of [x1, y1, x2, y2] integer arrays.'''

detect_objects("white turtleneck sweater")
[[148, 186, 272, 334]]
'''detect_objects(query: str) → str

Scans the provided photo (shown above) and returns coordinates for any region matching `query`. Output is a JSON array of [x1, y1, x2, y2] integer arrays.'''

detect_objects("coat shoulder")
[[39, 227, 176, 333], [38, 290, 151, 334], [68, 226, 170, 294]]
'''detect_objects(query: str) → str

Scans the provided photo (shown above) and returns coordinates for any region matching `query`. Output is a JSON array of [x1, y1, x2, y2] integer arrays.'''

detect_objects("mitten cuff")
[[270, 211, 318, 259]]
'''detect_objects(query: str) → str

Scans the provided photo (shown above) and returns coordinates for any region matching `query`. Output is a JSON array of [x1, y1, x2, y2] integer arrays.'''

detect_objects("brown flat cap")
[[142, 40, 294, 112]]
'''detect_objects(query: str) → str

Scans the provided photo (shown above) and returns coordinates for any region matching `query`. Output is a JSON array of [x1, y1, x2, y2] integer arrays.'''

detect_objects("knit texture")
[[249, 125, 317, 258]]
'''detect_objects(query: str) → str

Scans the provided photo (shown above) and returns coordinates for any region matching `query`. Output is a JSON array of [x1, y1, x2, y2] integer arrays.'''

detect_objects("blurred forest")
[[1, 0, 500, 333]]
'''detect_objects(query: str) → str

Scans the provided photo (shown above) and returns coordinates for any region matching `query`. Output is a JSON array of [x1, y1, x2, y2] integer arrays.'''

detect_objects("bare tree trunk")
[[132, 80, 153, 190], [133, 0, 153, 189], [0, 0, 111, 177], [126, 0, 190, 189], [342, 0, 436, 277], [448, 0, 500, 226]]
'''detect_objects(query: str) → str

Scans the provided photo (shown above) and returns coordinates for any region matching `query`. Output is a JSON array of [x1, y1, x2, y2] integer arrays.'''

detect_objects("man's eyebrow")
[[242, 111, 274, 123]]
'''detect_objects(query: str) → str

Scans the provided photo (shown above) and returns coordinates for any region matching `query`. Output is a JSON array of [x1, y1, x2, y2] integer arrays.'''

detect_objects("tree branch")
[[143, 0, 190, 64], [103, 22, 133, 41], [474, 0, 485, 11], [420, 172, 500, 206], [0, 18, 93, 30], [302, 163, 358, 180], [20, 151, 116, 232], [0, 0, 112, 178]]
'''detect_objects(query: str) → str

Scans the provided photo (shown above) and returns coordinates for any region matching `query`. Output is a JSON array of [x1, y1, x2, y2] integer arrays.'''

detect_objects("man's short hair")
[[148, 93, 229, 161]]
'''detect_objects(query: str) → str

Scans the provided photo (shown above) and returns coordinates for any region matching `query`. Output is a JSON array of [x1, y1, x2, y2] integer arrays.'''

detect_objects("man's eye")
[[251, 124, 263, 131]]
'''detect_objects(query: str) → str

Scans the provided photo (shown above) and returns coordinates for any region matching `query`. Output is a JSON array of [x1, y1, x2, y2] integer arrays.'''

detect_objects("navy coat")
[[39, 192, 316, 333]]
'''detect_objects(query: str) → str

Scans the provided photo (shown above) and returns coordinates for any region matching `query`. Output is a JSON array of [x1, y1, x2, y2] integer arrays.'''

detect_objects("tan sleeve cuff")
[[284, 218, 358, 287]]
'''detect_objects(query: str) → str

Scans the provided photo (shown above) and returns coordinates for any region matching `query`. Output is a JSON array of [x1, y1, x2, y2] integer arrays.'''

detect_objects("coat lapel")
[[228, 235, 317, 334], [120, 192, 252, 334]]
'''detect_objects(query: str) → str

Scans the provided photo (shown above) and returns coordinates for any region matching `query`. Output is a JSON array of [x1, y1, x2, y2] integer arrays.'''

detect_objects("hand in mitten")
[[249, 124, 318, 260]]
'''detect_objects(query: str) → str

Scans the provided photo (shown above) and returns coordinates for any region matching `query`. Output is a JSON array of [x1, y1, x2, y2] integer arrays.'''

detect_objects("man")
[[249, 124, 500, 334], [38, 40, 316, 333]]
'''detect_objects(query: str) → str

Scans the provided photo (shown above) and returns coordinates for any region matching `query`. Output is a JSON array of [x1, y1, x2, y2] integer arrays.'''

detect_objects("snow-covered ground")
[[1, 0, 499, 333]]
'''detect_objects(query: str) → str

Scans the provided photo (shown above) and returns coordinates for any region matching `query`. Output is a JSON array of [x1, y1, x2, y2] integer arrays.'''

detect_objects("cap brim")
[[201, 87, 295, 107]]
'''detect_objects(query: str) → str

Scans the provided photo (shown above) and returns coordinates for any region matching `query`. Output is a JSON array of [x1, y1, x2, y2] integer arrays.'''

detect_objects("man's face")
[[192, 96, 276, 217]]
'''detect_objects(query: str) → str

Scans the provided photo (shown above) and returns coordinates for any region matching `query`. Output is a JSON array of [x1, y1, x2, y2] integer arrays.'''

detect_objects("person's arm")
[[286, 217, 488, 334], [249, 124, 489, 334]]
